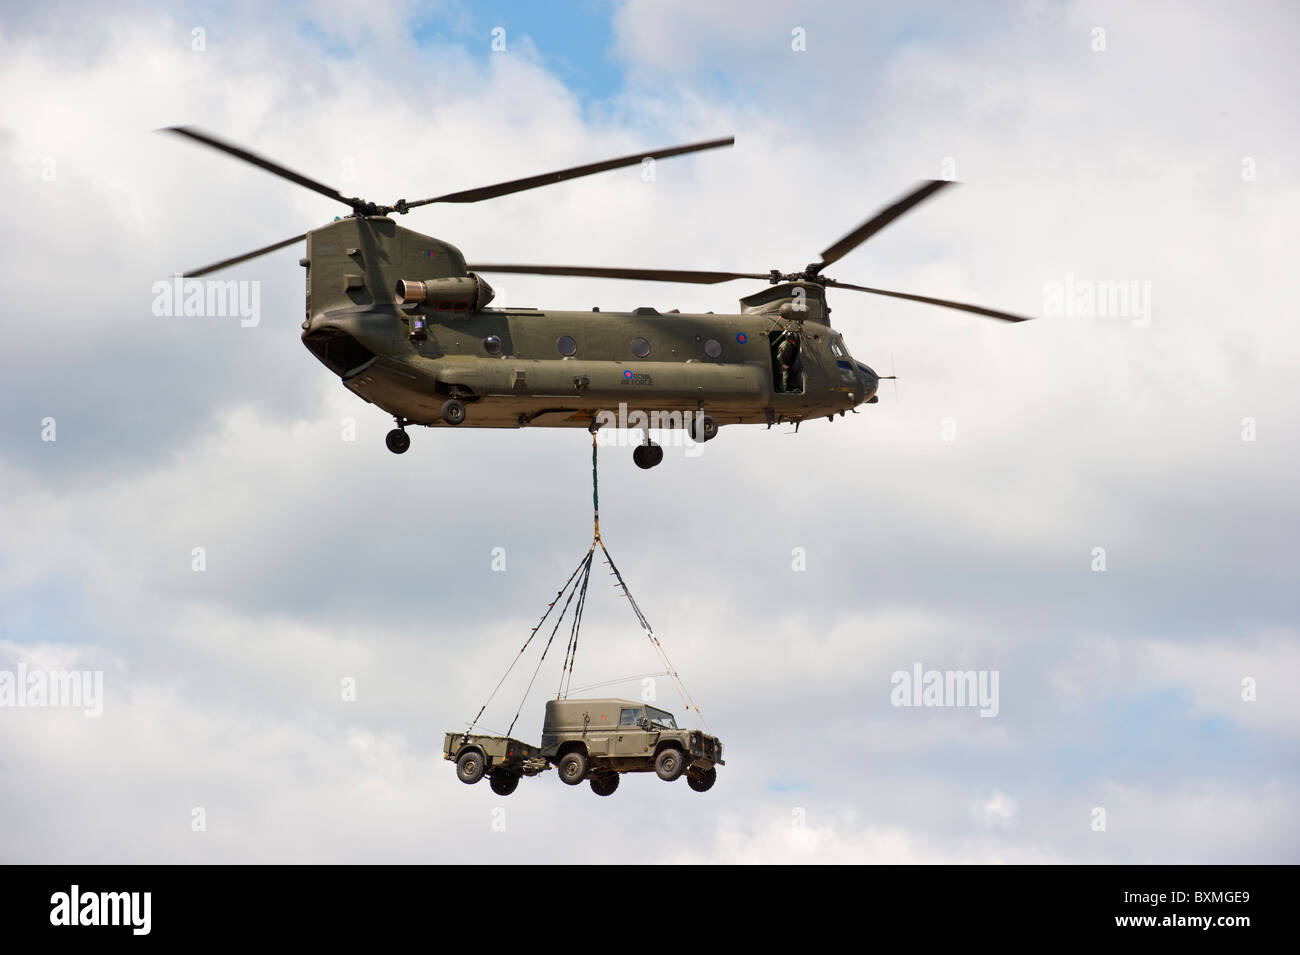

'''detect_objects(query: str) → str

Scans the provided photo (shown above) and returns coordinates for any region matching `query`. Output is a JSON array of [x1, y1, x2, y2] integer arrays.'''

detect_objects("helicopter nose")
[[857, 362, 879, 402]]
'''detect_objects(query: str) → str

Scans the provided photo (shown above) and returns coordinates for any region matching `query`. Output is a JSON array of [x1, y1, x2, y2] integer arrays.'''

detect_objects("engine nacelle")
[[394, 273, 495, 313]]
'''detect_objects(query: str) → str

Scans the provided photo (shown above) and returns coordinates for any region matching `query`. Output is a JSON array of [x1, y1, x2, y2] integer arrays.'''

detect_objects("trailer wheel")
[[654, 747, 687, 781], [557, 751, 587, 785], [489, 770, 520, 796], [687, 767, 717, 793], [456, 749, 487, 784], [590, 773, 620, 797]]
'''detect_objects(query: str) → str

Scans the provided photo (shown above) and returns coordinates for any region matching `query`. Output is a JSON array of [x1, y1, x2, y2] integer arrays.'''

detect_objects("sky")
[[0, 0, 1297, 863]]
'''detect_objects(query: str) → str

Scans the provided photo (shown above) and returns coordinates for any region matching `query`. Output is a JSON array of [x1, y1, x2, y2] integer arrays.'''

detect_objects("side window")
[[556, 335, 578, 357], [619, 708, 642, 727], [830, 338, 845, 357]]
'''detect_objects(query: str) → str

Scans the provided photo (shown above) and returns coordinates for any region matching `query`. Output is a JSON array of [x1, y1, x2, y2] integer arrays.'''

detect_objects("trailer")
[[443, 731, 550, 796]]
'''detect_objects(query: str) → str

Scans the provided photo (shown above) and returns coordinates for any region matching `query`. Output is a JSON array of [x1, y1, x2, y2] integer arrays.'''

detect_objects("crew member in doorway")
[[776, 329, 800, 393]]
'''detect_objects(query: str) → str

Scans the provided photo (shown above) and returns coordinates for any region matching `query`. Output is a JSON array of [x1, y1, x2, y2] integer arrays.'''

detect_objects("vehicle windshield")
[[646, 706, 677, 729]]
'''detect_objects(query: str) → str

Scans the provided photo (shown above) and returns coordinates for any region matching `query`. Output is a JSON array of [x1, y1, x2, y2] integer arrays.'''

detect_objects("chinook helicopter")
[[163, 127, 1031, 468]]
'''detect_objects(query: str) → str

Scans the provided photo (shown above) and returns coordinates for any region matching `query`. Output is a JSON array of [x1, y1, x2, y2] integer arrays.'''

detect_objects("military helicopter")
[[163, 127, 1031, 468]]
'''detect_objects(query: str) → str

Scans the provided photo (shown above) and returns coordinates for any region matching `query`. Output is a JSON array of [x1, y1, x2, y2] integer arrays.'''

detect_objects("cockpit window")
[[646, 706, 677, 729], [619, 708, 643, 726], [829, 337, 845, 357]]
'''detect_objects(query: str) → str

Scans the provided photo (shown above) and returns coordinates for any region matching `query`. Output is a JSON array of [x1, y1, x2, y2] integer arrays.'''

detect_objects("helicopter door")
[[769, 330, 804, 395]]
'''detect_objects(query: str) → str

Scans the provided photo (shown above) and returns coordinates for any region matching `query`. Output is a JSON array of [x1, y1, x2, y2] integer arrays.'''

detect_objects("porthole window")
[[630, 337, 651, 358], [556, 335, 578, 357], [483, 335, 503, 355], [704, 339, 723, 359]]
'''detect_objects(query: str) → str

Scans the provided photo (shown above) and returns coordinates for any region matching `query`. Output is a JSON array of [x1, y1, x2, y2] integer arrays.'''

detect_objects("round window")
[[556, 335, 577, 357], [630, 337, 651, 358], [483, 335, 503, 355], [704, 339, 723, 359]]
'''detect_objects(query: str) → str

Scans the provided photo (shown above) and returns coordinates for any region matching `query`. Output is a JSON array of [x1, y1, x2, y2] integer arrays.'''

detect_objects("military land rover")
[[444, 697, 723, 797]]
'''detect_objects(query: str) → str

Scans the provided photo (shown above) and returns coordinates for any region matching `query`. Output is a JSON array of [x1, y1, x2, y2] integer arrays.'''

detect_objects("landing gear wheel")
[[690, 414, 718, 443], [589, 773, 620, 797], [489, 769, 520, 796], [455, 749, 487, 785], [632, 442, 664, 469], [385, 428, 410, 454], [441, 398, 467, 426], [654, 748, 687, 782], [687, 766, 717, 793], [557, 751, 588, 786]]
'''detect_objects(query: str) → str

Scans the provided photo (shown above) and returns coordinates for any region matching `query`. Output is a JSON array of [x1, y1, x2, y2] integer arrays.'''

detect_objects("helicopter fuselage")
[[299, 217, 879, 432]]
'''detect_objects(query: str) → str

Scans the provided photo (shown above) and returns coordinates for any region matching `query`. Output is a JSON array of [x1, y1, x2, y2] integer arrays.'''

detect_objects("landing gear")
[[441, 398, 467, 426], [690, 413, 718, 443], [385, 428, 410, 454], [632, 441, 663, 469]]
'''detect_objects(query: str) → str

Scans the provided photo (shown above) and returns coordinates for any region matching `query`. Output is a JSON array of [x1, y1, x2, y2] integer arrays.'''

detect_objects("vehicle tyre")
[[385, 428, 410, 454], [646, 444, 664, 467], [489, 770, 520, 796], [687, 766, 717, 793], [690, 414, 718, 443], [455, 749, 487, 784], [654, 747, 687, 782], [633, 445, 651, 469], [441, 398, 467, 426], [590, 773, 620, 797], [557, 751, 587, 785]]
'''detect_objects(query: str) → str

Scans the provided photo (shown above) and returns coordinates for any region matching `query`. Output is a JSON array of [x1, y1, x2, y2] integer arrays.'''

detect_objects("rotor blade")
[[822, 278, 1032, 323], [817, 180, 955, 268], [183, 233, 307, 278], [403, 136, 734, 208], [159, 126, 360, 211], [467, 264, 768, 285]]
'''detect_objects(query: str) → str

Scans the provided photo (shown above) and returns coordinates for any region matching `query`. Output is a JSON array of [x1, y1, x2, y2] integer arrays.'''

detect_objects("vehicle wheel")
[[441, 398, 467, 426], [654, 747, 687, 782], [385, 428, 410, 454], [690, 414, 718, 443], [557, 751, 587, 785], [489, 770, 520, 796], [589, 773, 620, 797], [687, 767, 717, 793], [646, 443, 664, 467], [455, 749, 487, 784], [632, 445, 650, 469]]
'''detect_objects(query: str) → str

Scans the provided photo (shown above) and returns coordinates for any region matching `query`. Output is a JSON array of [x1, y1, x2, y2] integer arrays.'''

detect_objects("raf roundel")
[[735, 332, 747, 344], [624, 369, 634, 379]]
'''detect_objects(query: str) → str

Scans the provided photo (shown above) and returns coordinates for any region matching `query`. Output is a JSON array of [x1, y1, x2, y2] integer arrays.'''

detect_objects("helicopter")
[[162, 127, 1031, 468]]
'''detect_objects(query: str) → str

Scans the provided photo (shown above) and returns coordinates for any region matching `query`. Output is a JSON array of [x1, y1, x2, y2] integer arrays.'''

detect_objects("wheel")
[[385, 428, 410, 454], [690, 413, 718, 443], [455, 749, 487, 784], [489, 769, 520, 796], [441, 398, 467, 426], [589, 773, 620, 797], [557, 751, 587, 785], [654, 747, 687, 782], [687, 766, 717, 793], [647, 443, 664, 467]]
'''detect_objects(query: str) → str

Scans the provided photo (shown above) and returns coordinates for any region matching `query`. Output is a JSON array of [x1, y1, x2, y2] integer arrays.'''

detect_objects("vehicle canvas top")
[[543, 698, 657, 735]]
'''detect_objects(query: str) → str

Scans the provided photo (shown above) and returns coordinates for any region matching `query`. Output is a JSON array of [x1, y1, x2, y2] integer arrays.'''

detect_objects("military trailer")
[[443, 698, 723, 796], [442, 732, 549, 796]]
